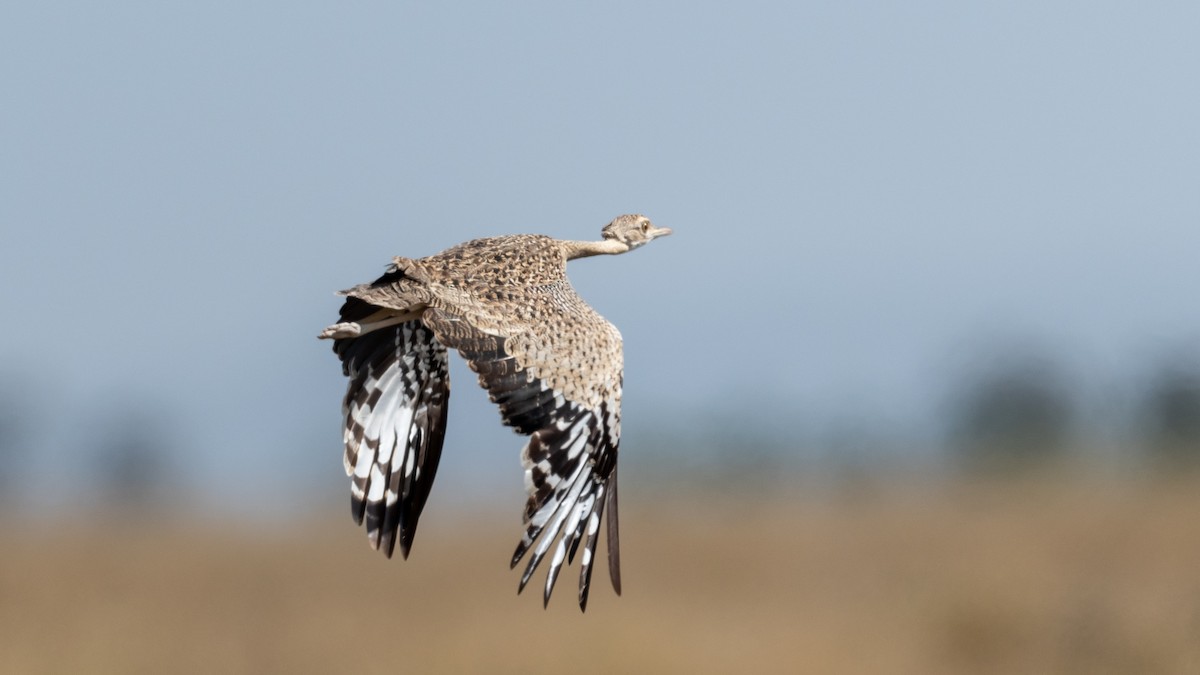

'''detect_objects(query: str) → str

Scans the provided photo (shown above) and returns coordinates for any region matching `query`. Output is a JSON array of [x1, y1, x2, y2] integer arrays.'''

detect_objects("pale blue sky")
[[2, 2, 1198, 512]]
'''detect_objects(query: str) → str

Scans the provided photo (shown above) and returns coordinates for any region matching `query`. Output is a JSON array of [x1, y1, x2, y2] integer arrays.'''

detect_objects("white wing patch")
[[510, 398, 620, 610], [337, 320, 449, 559]]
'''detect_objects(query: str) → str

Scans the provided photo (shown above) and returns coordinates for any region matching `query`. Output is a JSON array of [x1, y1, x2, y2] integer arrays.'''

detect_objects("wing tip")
[[605, 465, 622, 595], [398, 527, 415, 560]]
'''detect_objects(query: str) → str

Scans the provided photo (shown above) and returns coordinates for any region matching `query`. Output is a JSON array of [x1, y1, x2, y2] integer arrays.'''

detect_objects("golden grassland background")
[[3, 471, 1200, 675]]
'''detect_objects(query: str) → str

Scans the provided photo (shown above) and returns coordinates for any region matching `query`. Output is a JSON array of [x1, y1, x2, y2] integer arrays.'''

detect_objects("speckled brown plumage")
[[319, 214, 672, 611]]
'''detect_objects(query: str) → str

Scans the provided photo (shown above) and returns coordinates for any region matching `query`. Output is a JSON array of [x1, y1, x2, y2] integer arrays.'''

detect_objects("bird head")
[[600, 214, 673, 251]]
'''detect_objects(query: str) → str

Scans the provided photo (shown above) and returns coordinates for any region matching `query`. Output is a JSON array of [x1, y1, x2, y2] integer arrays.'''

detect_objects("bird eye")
[[641, 222, 650, 233]]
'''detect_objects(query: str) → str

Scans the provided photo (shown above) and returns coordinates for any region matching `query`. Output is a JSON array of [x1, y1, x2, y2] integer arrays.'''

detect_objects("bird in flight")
[[319, 214, 672, 610]]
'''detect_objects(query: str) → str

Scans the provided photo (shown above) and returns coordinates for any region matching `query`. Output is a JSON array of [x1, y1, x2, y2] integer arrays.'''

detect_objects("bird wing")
[[333, 294, 450, 560], [422, 295, 623, 611]]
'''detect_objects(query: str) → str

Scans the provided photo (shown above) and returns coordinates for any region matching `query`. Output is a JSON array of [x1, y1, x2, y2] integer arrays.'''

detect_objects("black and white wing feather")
[[423, 306, 622, 611], [333, 297, 450, 560]]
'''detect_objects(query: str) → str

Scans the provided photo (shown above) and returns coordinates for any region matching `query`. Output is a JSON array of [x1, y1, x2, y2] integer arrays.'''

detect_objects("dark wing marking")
[[422, 307, 620, 611], [334, 316, 449, 559], [605, 463, 622, 595]]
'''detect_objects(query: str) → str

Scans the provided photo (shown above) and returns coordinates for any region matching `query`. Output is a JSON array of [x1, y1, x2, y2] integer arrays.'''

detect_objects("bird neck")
[[563, 239, 631, 260]]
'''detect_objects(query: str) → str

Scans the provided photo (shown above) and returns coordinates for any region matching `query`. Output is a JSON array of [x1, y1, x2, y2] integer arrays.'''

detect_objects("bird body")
[[320, 214, 671, 610]]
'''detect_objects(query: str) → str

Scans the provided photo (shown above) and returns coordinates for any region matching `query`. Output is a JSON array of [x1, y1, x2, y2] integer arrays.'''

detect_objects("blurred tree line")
[[947, 347, 1200, 470], [1, 344, 1200, 515], [0, 381, 176, 517], [947, 351, 1073, 468], [0, 384, 21, 508], [636, 343, 1200, 481], [1140, 360, 1200, 461]]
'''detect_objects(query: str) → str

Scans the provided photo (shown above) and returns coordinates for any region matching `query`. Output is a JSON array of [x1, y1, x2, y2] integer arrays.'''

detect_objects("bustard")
[[319, 214, 672, 610]]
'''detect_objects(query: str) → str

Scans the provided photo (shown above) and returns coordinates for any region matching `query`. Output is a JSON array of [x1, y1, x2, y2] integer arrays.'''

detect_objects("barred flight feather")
[[334, 317, 449, 559]]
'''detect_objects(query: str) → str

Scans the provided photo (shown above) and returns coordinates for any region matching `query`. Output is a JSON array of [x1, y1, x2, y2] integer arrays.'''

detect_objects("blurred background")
[[3, 2, 1200, 673]]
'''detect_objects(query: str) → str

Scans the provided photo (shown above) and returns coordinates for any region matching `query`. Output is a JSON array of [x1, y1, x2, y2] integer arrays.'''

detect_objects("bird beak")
[[650, 226, 673, 238]]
